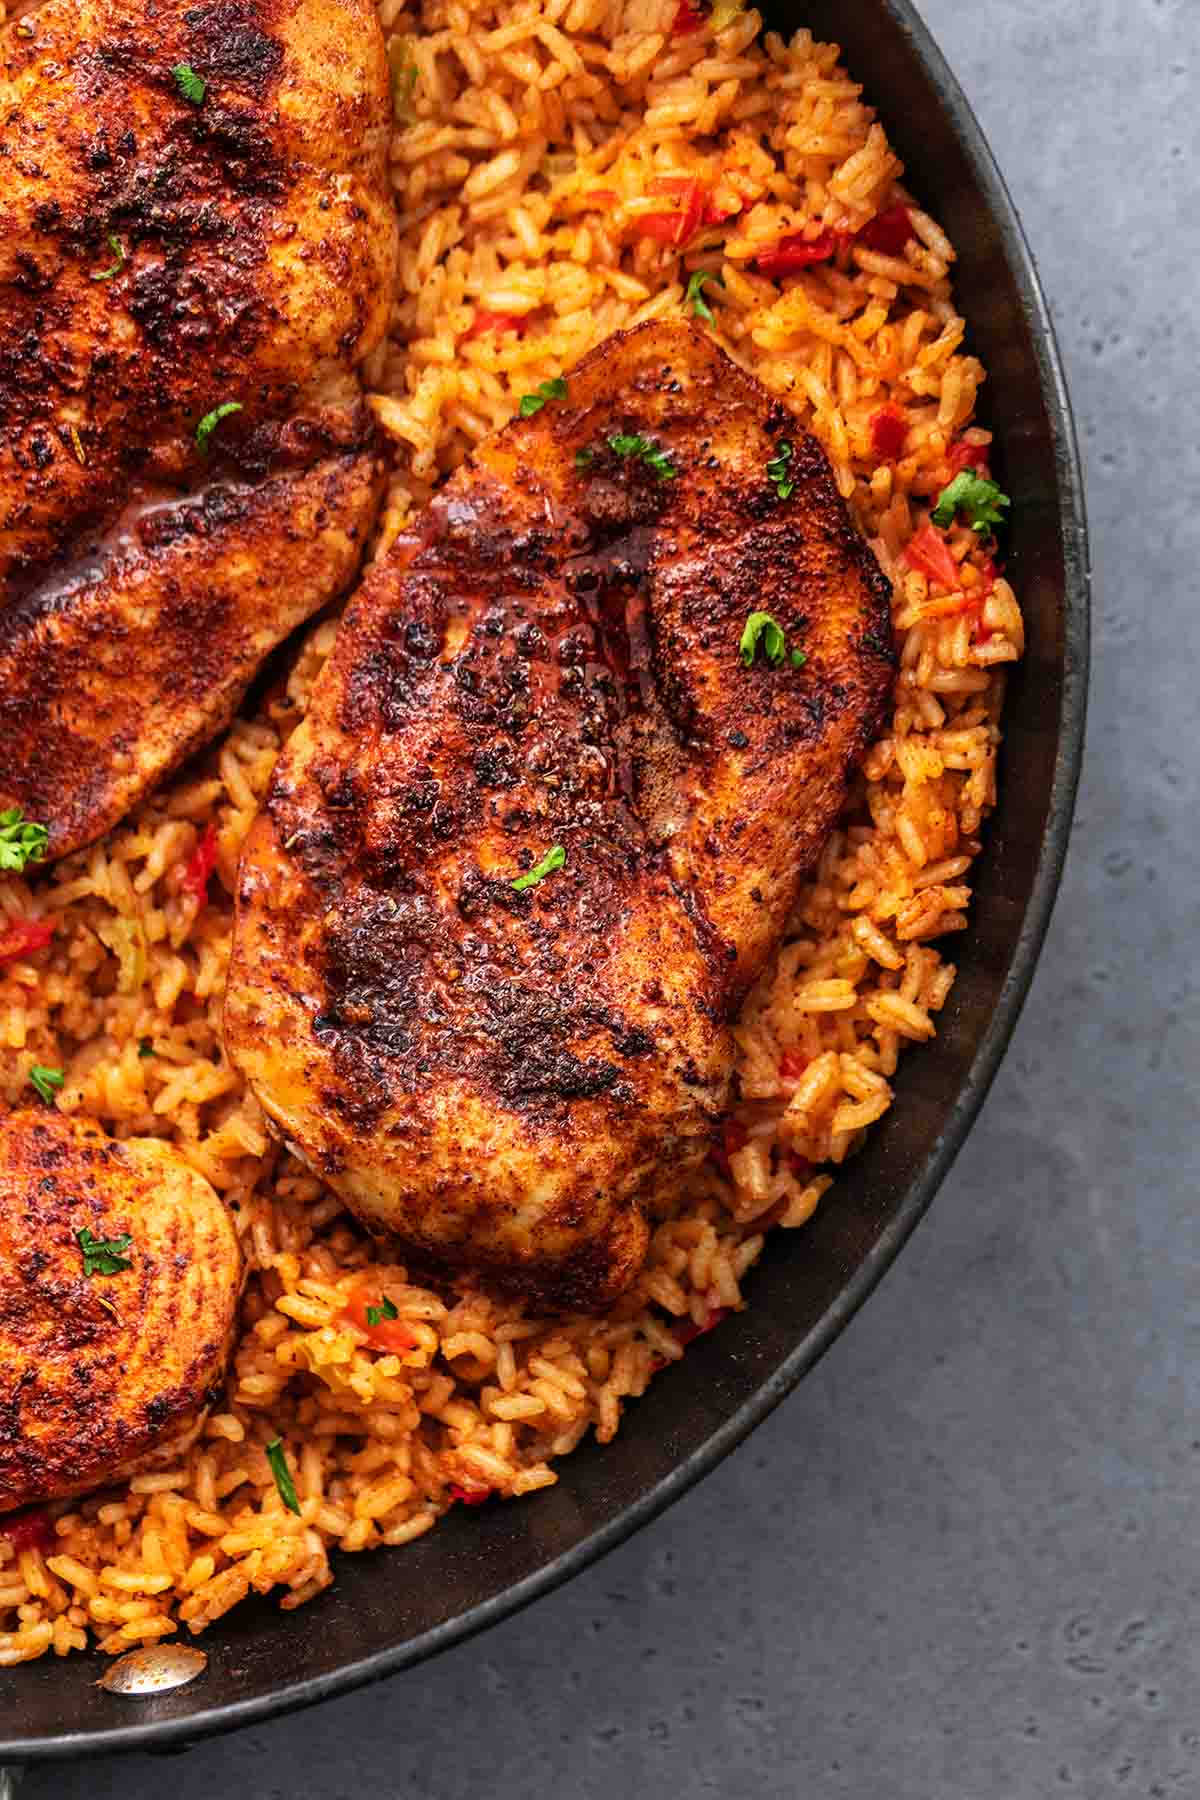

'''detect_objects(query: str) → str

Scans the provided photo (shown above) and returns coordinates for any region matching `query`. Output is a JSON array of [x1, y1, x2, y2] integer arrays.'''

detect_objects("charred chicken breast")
[[0, 1111, 241, 1512], [0, 0, 396, 857], [225, 321, 894, 1307]]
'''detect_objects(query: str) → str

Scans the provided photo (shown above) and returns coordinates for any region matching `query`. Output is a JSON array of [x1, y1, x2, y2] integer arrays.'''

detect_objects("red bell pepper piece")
[[466, 310, 524, 340], [948, 438, 991, 475], [968, 558, 1000, 643], [338, 1289, 418, 1354], [672, 0, 705, 33], [181, 823, 218, 902], [870, 407, 907, 460], [855, 204, 913, 256], [0, 918, 54, 965], [723, 1117, 748, 1156], [754, 207, 911, 282], [448, 1484, 490, 1505], [1, 1507, 53, 1555], [708, 1115, 747, 1179], [637, 177, 707, 248], [675, 1306, 731, 1347], [637, 213, 691, 245], [754, 229, 838, 277], [778, 1048, 810, 1081], [902, 524, 959, 590]]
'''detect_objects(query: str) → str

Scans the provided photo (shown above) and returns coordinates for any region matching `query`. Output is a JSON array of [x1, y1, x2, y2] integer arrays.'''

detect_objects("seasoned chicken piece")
[[0, 1111, 241, 1512], [225, 322, 894, 1307], [0, 0, 397, 857]]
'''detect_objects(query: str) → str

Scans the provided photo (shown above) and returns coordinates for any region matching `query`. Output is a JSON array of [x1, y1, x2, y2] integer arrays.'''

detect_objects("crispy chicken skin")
[[0, 0, 397, 857], [0, 1111, 241, 1513], [225, 322, 894, 1308]]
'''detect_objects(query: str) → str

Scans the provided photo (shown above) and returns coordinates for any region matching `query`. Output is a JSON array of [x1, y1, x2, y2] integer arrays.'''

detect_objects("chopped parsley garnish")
[[76, 1226, 133, 1276], [608, 433, 677, 480], [931, 470, 1010, 534], [766, 440, 795, 500], [575, 447, 595, 471], [195, 401, 243, 454], [0, 808, 49, 872], [393, 58, 417, 122], [388, 35, 419, 123], [29, 1064, 64, 1104], [172, 62, 206, 105], [739, 611, 787, 668], [91, 233, 126, 282], [685, 267, 725, 324], [512, 845, 566, 891], [739, 611, 808, 670], [265, 1437, 301, 1515], [138, 1038, 155, 1058], [366, 1296, 399, 1327], [518, 377, 568, 419]]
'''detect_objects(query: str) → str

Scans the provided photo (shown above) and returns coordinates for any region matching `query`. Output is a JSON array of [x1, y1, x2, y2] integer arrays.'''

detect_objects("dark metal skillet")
[[0, 0, 1089, 1764]]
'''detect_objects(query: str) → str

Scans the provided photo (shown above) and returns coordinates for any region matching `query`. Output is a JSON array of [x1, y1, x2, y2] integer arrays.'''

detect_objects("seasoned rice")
[[0, 0, 1023, 1663]]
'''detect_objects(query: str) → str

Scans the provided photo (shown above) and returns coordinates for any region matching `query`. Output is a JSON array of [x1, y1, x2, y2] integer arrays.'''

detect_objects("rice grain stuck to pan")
[[0, 0, 1023, 1664]]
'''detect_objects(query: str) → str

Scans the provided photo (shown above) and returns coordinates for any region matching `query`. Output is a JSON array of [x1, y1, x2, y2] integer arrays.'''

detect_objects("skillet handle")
[[0, 1767, 23, 1796]]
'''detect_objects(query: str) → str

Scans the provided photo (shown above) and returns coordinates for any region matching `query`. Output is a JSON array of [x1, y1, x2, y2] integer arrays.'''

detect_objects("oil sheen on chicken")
[[225, 322, 895, 1308], [0, 0, 397, 857], [0, 1112, 242, 1512]]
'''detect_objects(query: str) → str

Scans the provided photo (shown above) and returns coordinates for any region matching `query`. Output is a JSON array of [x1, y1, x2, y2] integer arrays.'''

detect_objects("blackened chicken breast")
[[0, 1111, 241, 1512], [225, 321, 894, 1307], [0, 0, 397, 856]]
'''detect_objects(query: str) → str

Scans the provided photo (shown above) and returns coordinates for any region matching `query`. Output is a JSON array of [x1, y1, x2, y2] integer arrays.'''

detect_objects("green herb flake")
[[766, 440, 795, 500], [512, 845, 567, 892], [138, 1038, 155, 1058], [195, 401, 243, 455], [575, 447, 595, 471], [739, 611, 787, 669], [685, 267, 725, 324], [790, 648, 807, 668], [931, 470, 1010, 534], [171, 62, 206, 105], [393, 59, 417, 122], [265, 1437, 302, 1514], [607, 433, 677, 480], [388, 35, 419, 123], [29, 1064, 65, 1104], [366, 1296, 399, 1327], [518, 376, 568, 419], [91, 233, 126, 282], [0, 807, 49, 873], [76, 1225, 133, 1276]]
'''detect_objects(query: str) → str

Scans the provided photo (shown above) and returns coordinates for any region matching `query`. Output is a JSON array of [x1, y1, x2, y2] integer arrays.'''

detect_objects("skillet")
[[0, 0, 1089, 1761]]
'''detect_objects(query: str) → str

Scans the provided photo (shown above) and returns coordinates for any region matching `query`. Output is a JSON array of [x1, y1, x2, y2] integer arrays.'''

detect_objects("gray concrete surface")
[[29, 2, 1199, 1793]]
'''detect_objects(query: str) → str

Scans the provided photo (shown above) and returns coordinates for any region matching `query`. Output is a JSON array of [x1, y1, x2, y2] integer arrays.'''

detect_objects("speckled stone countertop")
[[32, 2, 1199, 1793]]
